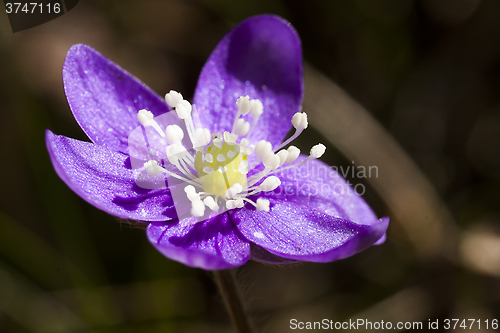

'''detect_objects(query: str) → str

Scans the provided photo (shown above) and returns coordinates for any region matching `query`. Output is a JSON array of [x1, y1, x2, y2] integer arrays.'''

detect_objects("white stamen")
[[223, 131, 238, 144], [137, 109, 154, 125], [258, 176, 281, 191], [310, 143, 326, 158], [205, 153, 213, 163], [193, 128, 211, 147], [256, 198, 270, 211], [184, 185, 196, 194], [262, 152, 280, 170], [273, 113, 309, 152], [165, 124, 184, 144], [144, 160, 162, 176], [204, 196, 219, 211], [249, 99, 264, 118], [240, 138, 250, 147], [187, 191, 200, 202], [137, 109, 165, 137], [285, 146, 300, 163], [255, 140, 273, 160], [166, 143, 187, 164], [191, 200, 205, 217], [236, 95, 251, 115], [225, 183, 243, 199], [235, 198, 244, 208], [165, 90, 183, 108], [276, 149, 289, 166], [292, 112, 308, 130], [175, 100, 192, 120], [234, 118, 250, 136], [217, 154, 226, 162]]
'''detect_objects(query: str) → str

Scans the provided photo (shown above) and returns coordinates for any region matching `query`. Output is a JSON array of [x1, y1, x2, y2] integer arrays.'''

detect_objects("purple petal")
[[230, 200, 388, 262], [147, 213, 250, 270], [46, 130, 175, 221], [63, 44, 169, 155], [194, 15, 303, 147], [273, 155, 379, 225]]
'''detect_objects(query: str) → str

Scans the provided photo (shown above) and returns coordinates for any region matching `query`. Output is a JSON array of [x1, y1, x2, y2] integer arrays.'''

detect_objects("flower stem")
[[213, 269, 254, 333]]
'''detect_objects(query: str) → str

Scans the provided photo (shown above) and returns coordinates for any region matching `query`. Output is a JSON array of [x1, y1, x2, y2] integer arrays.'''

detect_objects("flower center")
[[136, 91, 325, 221], [194, 141, 247, 198]]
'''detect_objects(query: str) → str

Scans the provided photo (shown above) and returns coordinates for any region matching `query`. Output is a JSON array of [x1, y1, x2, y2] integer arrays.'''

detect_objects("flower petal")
[[147, 213, 250, 270], [230, 200, 388, 262], [273, 155, 379, 225], [46, 130, 175, 221], [63, 44, 169, 154], [194, 15, 303, 147]]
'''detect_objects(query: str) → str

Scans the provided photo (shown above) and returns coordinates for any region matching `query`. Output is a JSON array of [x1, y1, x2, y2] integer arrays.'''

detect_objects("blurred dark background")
[[1, 0, 500, 332]]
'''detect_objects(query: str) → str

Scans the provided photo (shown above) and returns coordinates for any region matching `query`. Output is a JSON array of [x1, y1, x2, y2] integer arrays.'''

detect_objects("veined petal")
[[46, 131, 175, 221], [194, 14, 303, 147], [63, 44, 169, 155], [147, 212, 250, 270], [230, 199, 388, 262]]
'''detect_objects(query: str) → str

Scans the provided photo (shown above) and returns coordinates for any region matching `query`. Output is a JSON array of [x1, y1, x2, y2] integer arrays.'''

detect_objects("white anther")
[[255, 140, 273, 160], [292, 112, 308, 130], [144, 160, 162, 176], [285, 146, 300, 164], [235, 198, 244, 208], [137, 109, 154, 126], [240, 138, 250, 147], [205, 153, 213, 163], [193, 128, 211, 147], [165, 90, 183, 108], [223, 131, 238, 143], [276, 149, 289, 166], [191, 200, 205, 217], [238, 160, 249, 175], [263, 152, 280, 170], [166, 143, 187, 164], [187, 191, 200, 202], [310, 143, 326, 158], [259, 176, 281, 191], [175, 100, 192, 119], [204, 196, 219, 211], [225, 183, 243, 199], [165, 124, 184, 144], [242, 146, 254, 155], [226, 200, 237, 210], [218, 166, 228, 173], [234, 118, 250, 136], [256, 198, 270, 212], [184, 185, 196, 194], [236, 96, 251, 115], [249, 99, 264, 118], [203, 166, 215, 174], [217, 154, 226, 162]]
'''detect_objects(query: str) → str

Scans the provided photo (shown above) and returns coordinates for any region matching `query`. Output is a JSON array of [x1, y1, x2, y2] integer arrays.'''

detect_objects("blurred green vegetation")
[[1, 0, 500, 332]]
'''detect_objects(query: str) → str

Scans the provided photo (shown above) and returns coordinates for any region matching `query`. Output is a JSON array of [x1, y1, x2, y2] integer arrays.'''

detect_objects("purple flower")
[[46, 15, 388, 270]]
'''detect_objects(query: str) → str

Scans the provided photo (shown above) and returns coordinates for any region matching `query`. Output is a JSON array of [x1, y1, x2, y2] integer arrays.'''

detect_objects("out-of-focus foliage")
[[0, 0, 499, 332]]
